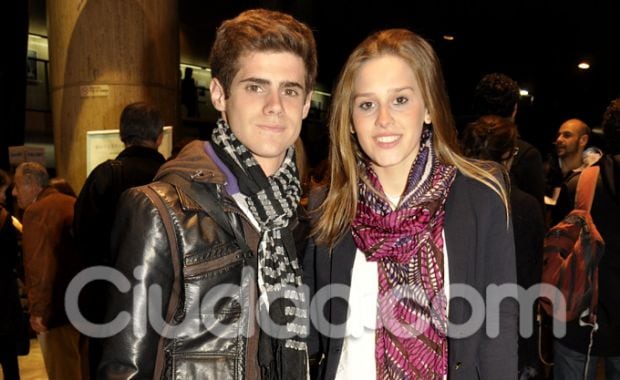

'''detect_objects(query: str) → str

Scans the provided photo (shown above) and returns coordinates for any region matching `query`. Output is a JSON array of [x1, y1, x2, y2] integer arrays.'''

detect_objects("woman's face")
[[351, 54, 431, 182]]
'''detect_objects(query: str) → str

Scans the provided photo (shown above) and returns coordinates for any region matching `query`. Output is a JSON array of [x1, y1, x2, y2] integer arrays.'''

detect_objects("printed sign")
[[86, 126, 172, 175]]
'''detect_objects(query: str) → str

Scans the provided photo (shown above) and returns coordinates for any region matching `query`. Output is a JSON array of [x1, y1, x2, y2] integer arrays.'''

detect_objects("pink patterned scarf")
[[351, 126, 456, 379]]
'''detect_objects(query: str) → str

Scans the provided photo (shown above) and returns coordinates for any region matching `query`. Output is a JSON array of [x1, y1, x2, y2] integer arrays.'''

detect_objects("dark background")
[[179, 0, 620, 157], [16, 0, 620, 166]]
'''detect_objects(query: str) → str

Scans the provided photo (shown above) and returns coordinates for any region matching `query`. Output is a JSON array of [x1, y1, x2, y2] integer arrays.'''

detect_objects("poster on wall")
[[8, 145, 46, 166], [27, 50, 37, 81], [86, 126, 172, 176]]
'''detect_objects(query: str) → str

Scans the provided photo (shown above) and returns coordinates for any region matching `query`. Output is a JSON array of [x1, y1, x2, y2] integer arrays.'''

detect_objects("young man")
[[98, 9, 317, 379], [73, 101, 166, 378], [12, 162, 87, 380]]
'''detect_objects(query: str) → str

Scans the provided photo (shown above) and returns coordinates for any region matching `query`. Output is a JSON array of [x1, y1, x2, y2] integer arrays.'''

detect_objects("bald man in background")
[[550, 118, 593, 224], [555, 118, 591, 180]]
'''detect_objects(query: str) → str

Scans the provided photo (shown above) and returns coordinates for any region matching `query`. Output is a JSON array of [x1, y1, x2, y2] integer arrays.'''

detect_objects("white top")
[[335, 228, 450, 380]]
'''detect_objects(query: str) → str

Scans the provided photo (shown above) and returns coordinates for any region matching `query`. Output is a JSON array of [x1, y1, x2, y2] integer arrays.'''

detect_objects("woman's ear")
[[210, 78, 226, 112], [424, 109, 432, 124]]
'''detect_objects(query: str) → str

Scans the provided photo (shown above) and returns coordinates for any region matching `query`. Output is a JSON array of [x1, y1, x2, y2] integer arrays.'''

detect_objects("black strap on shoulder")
[[142, 184, 182, 380]]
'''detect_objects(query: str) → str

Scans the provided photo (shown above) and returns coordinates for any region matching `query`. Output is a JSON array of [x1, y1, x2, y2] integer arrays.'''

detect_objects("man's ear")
[[301, 91, 313, 119], [155, 132, 164, 148], [579, 134, 589, 148], [210, 78, 226, 112]]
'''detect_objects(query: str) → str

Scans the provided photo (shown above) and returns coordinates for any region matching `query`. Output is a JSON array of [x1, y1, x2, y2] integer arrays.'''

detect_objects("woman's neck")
[[374, 166, 408, 197]]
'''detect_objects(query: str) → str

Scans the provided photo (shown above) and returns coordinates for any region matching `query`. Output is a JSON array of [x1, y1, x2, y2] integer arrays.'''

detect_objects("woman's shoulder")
[[448, 165, 507, 212], [452, 164, 505, 193]]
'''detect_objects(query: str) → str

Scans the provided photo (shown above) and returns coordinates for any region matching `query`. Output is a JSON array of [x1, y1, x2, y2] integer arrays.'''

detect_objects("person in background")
[[99, 9, 317, 379], [0, 169, 23, 380], [50, 177, 76, 197], [555, 118, 591, 179], [461, 115, 546, 379], [549, 118, 593, 224], [12, 162, 87, 380], [472, 72, 546, 210], [73, 101, 166, 378], [305, 29, 517, 380], [551, 99, 620, 379], [181, 66, 199, 118]]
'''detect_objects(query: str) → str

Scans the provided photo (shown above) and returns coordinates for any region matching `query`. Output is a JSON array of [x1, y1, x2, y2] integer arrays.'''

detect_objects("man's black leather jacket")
[[98, 140, 308, 379]]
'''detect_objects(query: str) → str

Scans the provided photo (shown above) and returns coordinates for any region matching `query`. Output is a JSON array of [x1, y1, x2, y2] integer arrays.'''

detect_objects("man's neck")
[[126, 141, 158, 150], [559, 154, 583, 177]]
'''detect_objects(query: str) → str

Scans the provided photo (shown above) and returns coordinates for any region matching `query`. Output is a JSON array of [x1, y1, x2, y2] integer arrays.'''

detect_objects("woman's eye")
[[358, 101, 373, 111], [395, 96, 409, 105]]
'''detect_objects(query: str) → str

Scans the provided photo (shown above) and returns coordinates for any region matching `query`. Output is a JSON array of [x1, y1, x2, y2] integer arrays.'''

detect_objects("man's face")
[[12, 171, 40, 210], [555, 121, 586, 159], [210, 51, 312, 176]]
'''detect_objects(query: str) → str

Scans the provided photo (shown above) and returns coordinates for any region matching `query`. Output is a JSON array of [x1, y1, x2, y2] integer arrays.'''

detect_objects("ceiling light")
[[442, 35, 455, 41], [578, 62, 590, 70]]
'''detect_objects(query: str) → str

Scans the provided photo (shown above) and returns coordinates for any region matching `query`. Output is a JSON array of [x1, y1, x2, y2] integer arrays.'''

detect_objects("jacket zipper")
[[184, 251, 242, 278]]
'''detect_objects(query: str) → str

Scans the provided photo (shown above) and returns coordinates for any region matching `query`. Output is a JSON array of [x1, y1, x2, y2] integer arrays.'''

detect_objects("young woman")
[[305, 29, 518, 380]]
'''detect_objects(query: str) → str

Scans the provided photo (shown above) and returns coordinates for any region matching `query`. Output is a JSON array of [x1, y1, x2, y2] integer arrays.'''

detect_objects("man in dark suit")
[[73, 101, 166, 378]]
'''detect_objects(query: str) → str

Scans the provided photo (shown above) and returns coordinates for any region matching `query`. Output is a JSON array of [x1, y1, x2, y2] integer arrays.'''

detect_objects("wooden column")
[[47, 0, 179, 191]]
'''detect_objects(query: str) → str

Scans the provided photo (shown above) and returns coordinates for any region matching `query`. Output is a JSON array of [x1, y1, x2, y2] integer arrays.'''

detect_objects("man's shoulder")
[[88, 159, 120, 179], [154, 141, 226, 184], [516, 138, 543, 159], [28, 189, 75, 216]]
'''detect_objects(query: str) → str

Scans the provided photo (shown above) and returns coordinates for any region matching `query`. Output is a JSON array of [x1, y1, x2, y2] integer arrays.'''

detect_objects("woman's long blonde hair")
[[314, 29, 510, 247]]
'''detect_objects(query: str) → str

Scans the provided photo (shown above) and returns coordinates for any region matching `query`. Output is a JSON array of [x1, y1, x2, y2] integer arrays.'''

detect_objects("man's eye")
[[284, 88, 299, 97], [247, 84, 263, 93]]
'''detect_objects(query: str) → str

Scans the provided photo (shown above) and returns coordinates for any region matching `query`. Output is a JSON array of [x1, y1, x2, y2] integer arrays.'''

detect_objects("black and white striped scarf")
[[211, 118, 307, 379]]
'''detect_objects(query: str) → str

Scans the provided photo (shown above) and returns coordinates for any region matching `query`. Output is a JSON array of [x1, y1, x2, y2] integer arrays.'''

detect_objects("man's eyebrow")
[[280, 81, 304, 91], [238, 78, 304, 92], [239, 77, 270, 86]]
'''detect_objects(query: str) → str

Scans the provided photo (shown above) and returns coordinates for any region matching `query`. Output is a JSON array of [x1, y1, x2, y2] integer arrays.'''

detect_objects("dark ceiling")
[[180, 0, 620, 154]]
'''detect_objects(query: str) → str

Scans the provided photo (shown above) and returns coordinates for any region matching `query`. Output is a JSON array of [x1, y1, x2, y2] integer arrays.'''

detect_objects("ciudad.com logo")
[[65, 265, 570, 340]]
